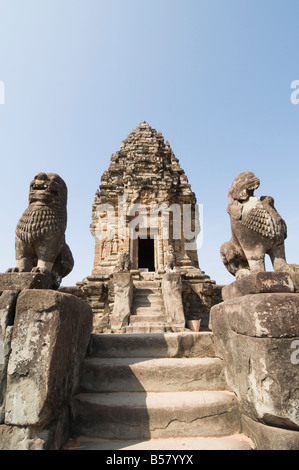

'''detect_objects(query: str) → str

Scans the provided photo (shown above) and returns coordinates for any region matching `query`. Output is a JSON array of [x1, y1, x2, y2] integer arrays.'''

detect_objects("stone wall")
[[0, 273, 92, 450], [182, 274, 223, 330], [210, 272, 299, 450]]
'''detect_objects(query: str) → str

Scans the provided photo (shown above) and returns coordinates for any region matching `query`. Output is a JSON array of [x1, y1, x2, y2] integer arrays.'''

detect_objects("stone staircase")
[[126, 279, 173, 333], [64, 332, 255, 450]]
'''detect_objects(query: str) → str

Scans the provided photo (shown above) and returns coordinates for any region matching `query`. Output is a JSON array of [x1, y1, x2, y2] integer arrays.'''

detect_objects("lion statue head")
[[228, 171, 260, 202], [28, 172, 67, 208]]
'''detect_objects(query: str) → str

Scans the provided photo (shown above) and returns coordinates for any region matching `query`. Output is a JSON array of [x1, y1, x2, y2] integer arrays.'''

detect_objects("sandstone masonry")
[[63, 122, 222, 333]]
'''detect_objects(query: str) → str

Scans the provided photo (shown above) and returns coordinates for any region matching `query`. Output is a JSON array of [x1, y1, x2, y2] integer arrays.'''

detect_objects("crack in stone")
[[150, 409, 231, 432]]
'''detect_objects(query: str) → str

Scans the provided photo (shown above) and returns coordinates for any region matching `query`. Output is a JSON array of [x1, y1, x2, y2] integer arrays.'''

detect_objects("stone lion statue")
[[165, 245, 177, 272], [115, 251, 131, 272], [220, 171, 288, 279], [7, 172, 74, 288]]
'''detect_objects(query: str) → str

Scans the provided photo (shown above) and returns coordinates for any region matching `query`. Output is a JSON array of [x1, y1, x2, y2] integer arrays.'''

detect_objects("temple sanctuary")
[[73, 121, 222, 333], [91, 120, 200, 272], [1, 122, 298, 451]]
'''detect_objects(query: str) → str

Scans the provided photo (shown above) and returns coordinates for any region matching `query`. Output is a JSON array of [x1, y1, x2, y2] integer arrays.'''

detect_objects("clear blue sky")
[[0, 0, 299, 286]]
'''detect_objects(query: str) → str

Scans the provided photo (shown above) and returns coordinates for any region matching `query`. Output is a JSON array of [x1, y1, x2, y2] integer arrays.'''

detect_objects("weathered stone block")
[[0, 290, 18, 423], [283, 263, 299, 292], [0, 424, 32, 450], [0, 291, 18, 334], [58, 285, 85, 298], [0, 408, 69, 450], [0, 272, 53, 291], [110, 273, 133, 331], [162, 273, 185, 327], [242, 415, 299, 451], [222, 271, 294, 301], [0, 327, 13, 425], [210, 293, 299, 434], [215, 292, 299, 338], [82, 282, 103, 296], [5, 290, 93, 427]]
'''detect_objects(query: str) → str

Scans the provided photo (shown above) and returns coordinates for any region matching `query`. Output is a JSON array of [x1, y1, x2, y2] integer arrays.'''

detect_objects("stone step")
[[88, 332, 215, 358], [132, 303, 164, 310], [132, 304, 164, 313], [132, 294, 164, 303], [131, 303, 164, 312], [70, 390, 240, 440], [134, 286, 161, 293], [131, 307, 165, 316], [133, 291, 163, 298], [139, 273, 161, 281], [79, 357, 226, 393], [129, 314, 167, 324], [133, 281, 161, 289], [133, 289, 161, 297], [63, 434, 255, 451], [132, 296, 164, 306], [124, 324, 175, 334]]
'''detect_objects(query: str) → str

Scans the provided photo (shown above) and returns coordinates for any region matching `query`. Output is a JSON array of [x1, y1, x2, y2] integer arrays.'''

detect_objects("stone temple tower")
[[91, 121, 200, 273], [78, 122, 221, 333]]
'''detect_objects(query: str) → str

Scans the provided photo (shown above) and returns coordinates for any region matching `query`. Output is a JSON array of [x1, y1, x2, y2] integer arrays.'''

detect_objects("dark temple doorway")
[[138, 237, 155, 272]]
